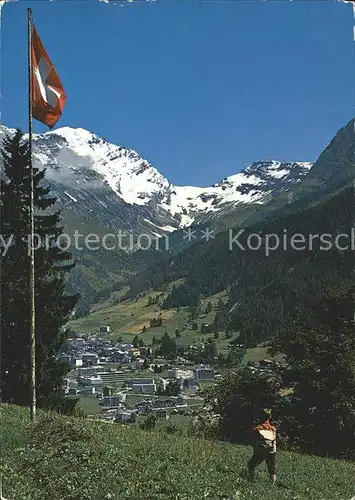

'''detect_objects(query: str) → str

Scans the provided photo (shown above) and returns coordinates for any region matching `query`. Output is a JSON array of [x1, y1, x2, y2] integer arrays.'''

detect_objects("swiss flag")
[[31, 24, 66, 128]]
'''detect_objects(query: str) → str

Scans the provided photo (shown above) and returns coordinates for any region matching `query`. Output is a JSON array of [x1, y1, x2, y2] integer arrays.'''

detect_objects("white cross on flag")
[[31, 24, 66, 128]]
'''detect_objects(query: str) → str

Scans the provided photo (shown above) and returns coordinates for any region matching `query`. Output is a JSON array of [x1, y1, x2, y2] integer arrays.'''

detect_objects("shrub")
[[164, 423, 182, 435], [139, 414, 157, 431]]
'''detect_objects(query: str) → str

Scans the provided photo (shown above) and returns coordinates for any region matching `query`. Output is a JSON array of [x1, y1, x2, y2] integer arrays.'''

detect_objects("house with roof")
[[115, 410, 136, 423], [194, 364, 215, 380]]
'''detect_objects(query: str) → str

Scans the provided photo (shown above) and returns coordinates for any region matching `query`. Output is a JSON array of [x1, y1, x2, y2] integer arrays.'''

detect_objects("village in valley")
[[59, 323, 277, 427]]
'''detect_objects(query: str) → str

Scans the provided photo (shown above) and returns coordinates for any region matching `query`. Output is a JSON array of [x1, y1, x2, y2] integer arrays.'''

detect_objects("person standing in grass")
[[247, 408, 277, 485]]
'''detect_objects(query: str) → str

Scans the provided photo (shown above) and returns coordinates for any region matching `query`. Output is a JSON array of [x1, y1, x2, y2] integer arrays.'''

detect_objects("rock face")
[[0, 125, 313, 235]]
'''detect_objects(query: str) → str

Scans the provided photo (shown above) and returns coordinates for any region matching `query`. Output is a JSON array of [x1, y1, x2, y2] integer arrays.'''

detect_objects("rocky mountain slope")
[[0, 125, 312, 236], [2, 119, 352, 316]]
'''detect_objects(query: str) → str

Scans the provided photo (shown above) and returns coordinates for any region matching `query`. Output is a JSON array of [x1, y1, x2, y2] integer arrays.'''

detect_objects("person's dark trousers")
[[247, 449, 276, 483]]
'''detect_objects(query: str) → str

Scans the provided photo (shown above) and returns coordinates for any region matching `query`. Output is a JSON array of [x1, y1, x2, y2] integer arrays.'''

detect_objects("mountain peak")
[[245, 159, 313, 173], [45, 126, 96, 141], [43, 127, 105, 150], [0, 123, 314, 233]]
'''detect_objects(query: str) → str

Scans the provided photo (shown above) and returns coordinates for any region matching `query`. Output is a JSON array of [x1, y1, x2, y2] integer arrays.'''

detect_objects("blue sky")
[[1, 0, 354, 186]]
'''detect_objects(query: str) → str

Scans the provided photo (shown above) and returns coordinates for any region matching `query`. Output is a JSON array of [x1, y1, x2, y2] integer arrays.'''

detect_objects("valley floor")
[[2, 404, 354, 500]]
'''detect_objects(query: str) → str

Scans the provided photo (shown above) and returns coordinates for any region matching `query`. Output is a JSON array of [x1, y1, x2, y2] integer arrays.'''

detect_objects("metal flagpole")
[[27, 7, 36, 422], [352, 3, 355, 136]]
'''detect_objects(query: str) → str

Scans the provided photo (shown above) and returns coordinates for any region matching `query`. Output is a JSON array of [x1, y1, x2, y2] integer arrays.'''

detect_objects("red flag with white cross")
[[31, 24, 66, 128]]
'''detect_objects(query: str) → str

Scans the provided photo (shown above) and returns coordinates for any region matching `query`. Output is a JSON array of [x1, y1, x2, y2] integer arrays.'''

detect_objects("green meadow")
[[2, 404, 354, 500]]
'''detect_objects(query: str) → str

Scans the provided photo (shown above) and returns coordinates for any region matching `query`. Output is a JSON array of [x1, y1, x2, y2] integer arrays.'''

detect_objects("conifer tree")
[[272, 284, 355, 458], [205, 301, 212, 314], [0, 130, 78, 409]]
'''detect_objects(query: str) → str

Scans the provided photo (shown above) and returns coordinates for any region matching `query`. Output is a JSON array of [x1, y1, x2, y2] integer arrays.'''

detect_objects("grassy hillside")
[[67, 285, 277, 365], [68, 284, 231, 342], [2, 404, 354, 500]]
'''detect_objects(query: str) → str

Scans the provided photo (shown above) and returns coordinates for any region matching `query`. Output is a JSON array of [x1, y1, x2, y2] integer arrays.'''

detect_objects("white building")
[[115, 410, 135, 422], [132, 383, 156, 394], [72, 357, 83, 368], [168, 368, 194, 379], [78, 375, 103, 387], [194, 364, 215, 380], [82, 353, 99, 366], [99, 395, 126, 408]]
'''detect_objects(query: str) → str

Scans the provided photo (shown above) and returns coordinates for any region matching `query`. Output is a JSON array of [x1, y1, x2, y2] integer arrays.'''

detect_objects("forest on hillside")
[[127, 185, 355, 346]]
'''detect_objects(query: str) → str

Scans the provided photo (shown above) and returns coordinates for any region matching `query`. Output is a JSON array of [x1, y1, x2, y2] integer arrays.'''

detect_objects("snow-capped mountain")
[[0, 125, 313, 234]]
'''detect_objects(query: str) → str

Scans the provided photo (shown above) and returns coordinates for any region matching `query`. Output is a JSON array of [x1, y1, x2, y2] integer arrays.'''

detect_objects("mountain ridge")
[[0, 124, 313, 235], [2, 120, 352, 316]]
